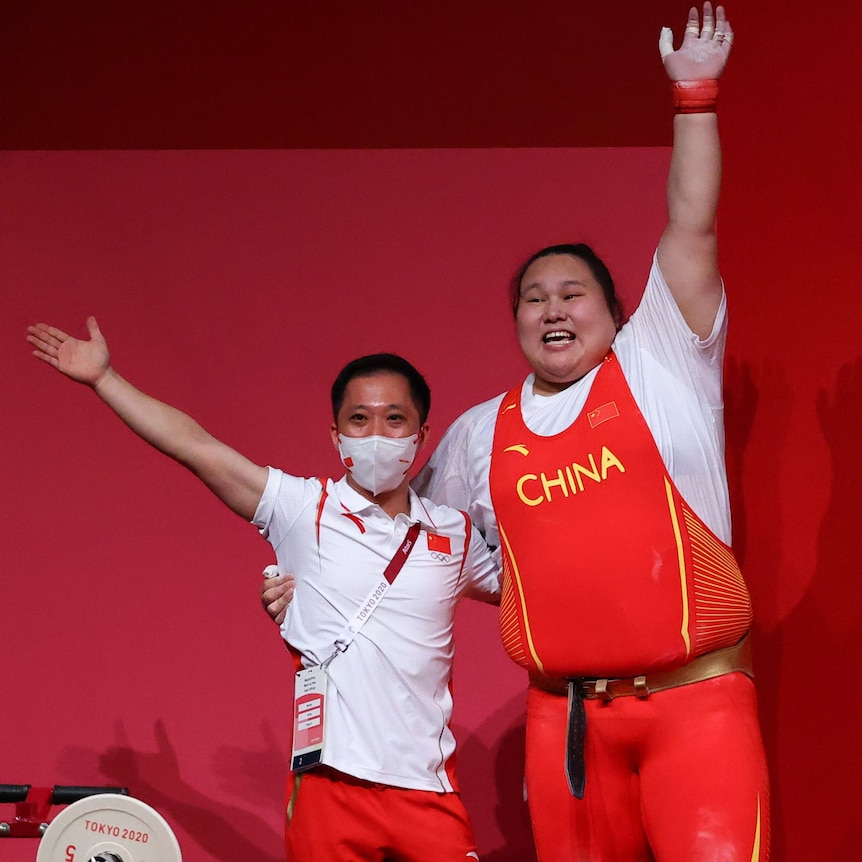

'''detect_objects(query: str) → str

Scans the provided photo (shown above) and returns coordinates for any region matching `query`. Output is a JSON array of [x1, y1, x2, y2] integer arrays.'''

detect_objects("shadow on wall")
[[724, 357, 793, 860], [58, 718, 286, 861], [727, 356, 862, 860], [724, 357, 794, 601], [454, 690, 536, 861], [786, 356, 862, 860]]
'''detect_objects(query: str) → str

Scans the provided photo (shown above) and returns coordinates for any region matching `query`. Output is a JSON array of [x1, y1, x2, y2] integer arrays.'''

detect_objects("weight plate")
[[35, 793, 181, 862]]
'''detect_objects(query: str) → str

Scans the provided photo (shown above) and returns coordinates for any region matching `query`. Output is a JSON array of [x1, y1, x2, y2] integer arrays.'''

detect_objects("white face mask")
[[338, 434, 419, 496]]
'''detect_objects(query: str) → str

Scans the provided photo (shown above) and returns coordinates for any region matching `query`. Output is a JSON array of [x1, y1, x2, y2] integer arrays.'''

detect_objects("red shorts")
[[525, 673, 770, 861], [285, 766, 479, 861]]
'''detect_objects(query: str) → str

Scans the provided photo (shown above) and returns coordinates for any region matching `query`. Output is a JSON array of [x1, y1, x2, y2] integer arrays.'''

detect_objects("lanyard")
[[321, 521, 421, 669]]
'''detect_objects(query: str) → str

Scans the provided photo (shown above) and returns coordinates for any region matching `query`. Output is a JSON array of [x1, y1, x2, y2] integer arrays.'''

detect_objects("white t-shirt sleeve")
[[414, 411, 474, 507], [415, 395, 504, 554], [623, 252, 727, 409], [459, 517, 502, 604]]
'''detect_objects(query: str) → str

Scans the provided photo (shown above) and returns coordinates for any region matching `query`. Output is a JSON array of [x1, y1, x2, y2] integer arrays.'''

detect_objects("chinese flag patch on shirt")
[[427, 534, 451, 554], [587, 401, 620, 428]]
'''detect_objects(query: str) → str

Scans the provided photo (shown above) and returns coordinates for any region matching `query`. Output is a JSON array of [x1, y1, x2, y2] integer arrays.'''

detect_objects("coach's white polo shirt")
[[253, 467, 500, 792]]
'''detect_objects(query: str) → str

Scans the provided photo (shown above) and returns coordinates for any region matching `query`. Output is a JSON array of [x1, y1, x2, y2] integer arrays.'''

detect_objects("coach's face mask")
[[338, 434, 419, 496]]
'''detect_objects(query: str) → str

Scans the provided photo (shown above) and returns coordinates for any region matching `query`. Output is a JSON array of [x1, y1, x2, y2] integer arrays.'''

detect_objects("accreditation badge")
[[291, 665, 326, 772]]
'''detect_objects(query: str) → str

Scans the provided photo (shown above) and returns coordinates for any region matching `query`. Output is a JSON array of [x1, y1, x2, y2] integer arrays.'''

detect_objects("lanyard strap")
[[322, 521, 421, 668]]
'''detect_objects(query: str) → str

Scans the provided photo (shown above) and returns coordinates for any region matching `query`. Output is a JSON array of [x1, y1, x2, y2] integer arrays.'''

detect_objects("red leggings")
[[285, 766, 479, 861], [525, 673, 770, 862]]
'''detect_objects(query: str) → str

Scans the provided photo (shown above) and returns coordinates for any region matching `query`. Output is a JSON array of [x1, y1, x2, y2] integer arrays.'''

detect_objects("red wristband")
[[672, 79, 719, 114]]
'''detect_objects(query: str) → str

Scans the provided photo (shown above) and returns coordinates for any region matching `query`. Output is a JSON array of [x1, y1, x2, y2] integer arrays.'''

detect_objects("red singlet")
[[490, 352, 752, 678]]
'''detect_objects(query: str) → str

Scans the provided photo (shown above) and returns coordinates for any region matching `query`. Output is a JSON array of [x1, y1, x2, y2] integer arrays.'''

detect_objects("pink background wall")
[[2, 2, 861, 860], [2, 148, 667, 861]]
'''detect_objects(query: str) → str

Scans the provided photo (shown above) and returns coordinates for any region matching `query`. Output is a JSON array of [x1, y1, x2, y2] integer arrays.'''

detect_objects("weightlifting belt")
[[529, 635, 753, 798]]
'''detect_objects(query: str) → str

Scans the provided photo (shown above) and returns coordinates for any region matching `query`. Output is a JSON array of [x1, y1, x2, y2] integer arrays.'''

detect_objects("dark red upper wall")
[[1, 0, 683, 150]]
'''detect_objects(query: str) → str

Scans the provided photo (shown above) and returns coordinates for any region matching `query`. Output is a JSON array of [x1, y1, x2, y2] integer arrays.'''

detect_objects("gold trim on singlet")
[[750, 793, 762, 862], [664, 477, 692, 657], [499, 522, 545, 673], [683, 504, 753, 654]]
